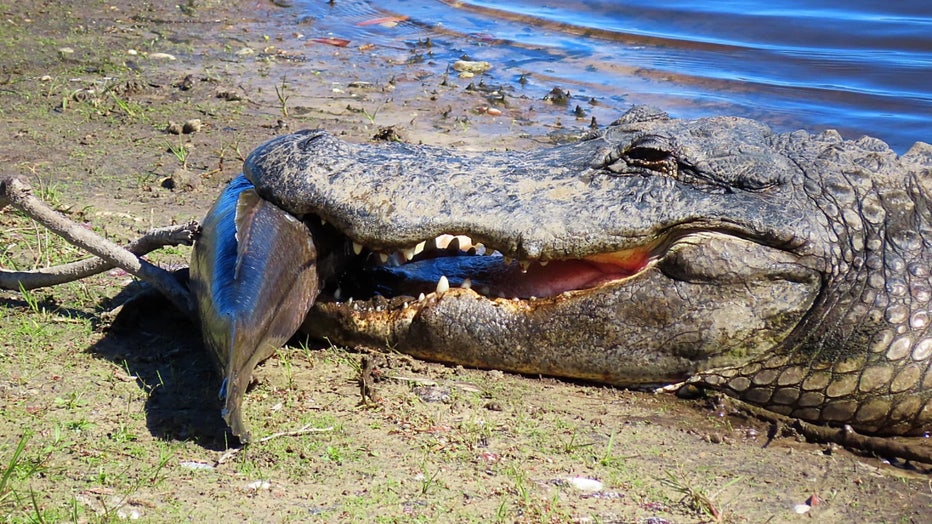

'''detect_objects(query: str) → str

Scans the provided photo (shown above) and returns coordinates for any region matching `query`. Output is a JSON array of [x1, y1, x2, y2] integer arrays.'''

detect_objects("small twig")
[[215, 424, 334, 465], [0, 175, 195, 318], [0, 222, 199, 290]]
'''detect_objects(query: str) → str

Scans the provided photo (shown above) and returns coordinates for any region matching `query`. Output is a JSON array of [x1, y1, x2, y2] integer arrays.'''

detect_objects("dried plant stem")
[[0, 222, 199, 290], [215, 425, 335, 465]]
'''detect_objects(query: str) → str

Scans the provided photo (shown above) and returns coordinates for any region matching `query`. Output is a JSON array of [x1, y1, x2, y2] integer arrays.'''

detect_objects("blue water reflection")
[[297, 0, 931, 152]]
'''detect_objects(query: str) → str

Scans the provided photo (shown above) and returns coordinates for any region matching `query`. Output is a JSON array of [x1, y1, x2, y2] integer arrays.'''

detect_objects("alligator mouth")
[[317, 223, 659, 304]]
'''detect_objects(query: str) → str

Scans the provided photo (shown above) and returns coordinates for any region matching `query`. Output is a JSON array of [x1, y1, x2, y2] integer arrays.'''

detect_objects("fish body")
[[189, 175, 318, 442]]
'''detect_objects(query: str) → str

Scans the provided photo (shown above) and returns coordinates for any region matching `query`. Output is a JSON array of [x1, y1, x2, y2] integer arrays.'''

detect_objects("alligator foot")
[[737, 401, 932, 465]]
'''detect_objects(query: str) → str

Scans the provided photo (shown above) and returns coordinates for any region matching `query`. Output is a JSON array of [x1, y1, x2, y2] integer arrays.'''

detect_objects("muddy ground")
[[0, 1, 929, 522]]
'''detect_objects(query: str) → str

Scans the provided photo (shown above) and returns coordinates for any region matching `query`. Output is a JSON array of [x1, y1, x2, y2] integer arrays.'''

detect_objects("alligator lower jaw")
[[319, 227, 659, 305]]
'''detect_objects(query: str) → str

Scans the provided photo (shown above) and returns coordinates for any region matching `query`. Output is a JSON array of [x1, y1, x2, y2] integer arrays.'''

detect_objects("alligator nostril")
[[297, 130, 328, 149]]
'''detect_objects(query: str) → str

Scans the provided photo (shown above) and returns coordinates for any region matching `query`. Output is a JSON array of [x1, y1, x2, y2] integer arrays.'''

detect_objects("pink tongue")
[[379, 251, 649, 299], [484, 259, 639, 298]]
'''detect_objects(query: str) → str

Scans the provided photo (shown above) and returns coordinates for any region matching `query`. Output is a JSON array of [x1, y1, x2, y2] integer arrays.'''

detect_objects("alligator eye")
[[625, 146, 671, 164], [623, 145, 675, 174]]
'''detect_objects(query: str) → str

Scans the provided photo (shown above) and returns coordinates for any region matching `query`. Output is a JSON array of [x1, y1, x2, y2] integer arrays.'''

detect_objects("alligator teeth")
[[434, 234, 454, 249], [333, 287, 343, 300], [436, 275, 450, 294], [519, 260, 530, 273], [401, 247, 415, 261], [461, 278, 472, 290], [455, 235, 472, 249], [378, 252, 389, 264], [413, 240, 427, 256], [539, 260, 549, 267], [503, 256, 513, 266], [433, 234, 474, 252], [418, 292, 426, 301], [352, 242, 363, 255]]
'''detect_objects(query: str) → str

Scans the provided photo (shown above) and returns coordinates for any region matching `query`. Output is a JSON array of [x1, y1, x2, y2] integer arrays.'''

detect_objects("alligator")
[[191, 106, 932, 442]]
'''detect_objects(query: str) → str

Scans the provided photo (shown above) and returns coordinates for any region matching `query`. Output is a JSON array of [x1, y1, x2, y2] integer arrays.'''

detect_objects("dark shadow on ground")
[[86, 282, 234, 451], [0, 296, 100, 323]]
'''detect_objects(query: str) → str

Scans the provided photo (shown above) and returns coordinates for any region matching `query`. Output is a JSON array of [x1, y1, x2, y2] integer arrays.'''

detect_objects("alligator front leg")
[[189, 175, 319, 443]]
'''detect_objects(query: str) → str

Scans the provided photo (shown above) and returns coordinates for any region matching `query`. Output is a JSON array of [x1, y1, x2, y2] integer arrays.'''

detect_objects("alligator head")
[[196, 106, 932, 439]]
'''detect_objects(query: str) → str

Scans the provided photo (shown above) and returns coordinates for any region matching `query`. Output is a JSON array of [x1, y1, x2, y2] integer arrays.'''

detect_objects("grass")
[[167, 140, 190, 167], [109, 92, 138, 119], [274, 76, 289, 118], [0, 433, 31, 506], [659, 469, 744, 523]]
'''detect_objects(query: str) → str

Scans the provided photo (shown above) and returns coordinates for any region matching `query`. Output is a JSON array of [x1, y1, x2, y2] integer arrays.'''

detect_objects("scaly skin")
[[207, 106, 931, 437]]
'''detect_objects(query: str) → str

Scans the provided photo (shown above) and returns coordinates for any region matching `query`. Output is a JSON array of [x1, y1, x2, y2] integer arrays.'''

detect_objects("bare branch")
[[0, 175, 196, 318], [0, 222, 199, 291]]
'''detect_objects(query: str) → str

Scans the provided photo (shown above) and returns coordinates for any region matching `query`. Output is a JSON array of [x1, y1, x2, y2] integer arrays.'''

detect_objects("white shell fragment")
[[452, 60, 492, 73], [565, 477, 603, 492]]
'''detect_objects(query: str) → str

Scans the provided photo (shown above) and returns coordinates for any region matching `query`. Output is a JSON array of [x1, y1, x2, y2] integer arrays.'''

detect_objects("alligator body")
[[193, 106, 932, 439]]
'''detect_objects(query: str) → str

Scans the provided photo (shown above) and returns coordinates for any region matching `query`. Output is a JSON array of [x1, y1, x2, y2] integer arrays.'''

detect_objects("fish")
[[189, 175, 319, 442]]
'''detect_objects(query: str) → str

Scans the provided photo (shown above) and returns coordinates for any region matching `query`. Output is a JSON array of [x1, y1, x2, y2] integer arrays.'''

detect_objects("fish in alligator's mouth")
[[190, 106, 932, 442], [326, 231, 655, 302]]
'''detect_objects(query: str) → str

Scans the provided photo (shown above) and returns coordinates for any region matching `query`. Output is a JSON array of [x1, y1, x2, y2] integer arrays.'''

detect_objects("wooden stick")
[[0, 222, 199, 291], [0, 175, 196, 318]]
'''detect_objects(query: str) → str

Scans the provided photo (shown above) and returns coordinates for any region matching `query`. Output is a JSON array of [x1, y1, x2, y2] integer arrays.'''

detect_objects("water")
[[295, 0, 931, 152]]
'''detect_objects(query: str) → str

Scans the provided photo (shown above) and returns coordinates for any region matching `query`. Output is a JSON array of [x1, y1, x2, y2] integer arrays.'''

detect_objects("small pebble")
[[163, 168, 199, 191], [246, 480, 271, 491], [452, 60, 492, 73], [182, 119, 202, 134], [565, 477, 603, 492], [179, 461, 214, 471]]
